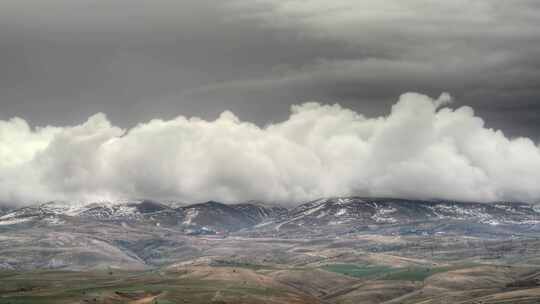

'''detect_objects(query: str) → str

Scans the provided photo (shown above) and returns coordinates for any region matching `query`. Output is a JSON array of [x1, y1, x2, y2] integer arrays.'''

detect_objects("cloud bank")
[[1, 92, 539, 206]]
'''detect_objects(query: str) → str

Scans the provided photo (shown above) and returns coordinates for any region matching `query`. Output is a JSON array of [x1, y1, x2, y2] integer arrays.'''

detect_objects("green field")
[[209, 259, 272, 271], [322, 263, 476, 281], [321, 264, 395, 279], [0, 262, 518, 304], [381, 266, 450, 281], [0, 269, 289, 304]]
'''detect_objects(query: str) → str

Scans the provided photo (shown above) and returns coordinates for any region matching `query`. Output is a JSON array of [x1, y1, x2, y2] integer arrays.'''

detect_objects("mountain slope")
[[1, 197, 540, 271], [179, 201, 281, 232], [252, 197, 540, 236], [1, 197, 539, 236], [0, 200, 288, 233]]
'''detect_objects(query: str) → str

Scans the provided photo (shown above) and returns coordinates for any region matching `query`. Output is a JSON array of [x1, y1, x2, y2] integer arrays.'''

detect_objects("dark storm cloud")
[[1, 0, 537, 139], [197, 0, 540, 138], [0, 0, 371, 126]]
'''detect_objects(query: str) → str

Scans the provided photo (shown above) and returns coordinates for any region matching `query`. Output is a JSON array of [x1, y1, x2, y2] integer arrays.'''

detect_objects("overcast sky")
[[1, 1, 540, 205], [1, 0, 539, 139]]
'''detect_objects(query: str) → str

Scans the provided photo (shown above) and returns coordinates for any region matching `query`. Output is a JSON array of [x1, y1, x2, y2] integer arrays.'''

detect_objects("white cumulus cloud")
[[1, 92, 539, 206]]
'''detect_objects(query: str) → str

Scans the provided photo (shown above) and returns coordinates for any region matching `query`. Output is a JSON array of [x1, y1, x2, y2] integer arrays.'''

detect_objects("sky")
[[0, 0, 539, 205]]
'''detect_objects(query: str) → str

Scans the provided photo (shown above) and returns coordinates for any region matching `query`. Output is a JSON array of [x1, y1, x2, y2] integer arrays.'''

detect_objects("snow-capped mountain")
[[178, 201, 288, 233], [1, 197, 539, 236], [258, 197, 540, 236], [1, 197, 540, 271], [232, 202, 288, 223], [77, 200, 172, 220], [0, 199, 286, 233], [0, 201, 86, 226], [0, 200, 154, 225]]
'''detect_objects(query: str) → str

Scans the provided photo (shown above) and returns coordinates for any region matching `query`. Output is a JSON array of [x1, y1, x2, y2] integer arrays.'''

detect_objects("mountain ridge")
[[1, 197, 540, 271], [1, 197, 539, 235]]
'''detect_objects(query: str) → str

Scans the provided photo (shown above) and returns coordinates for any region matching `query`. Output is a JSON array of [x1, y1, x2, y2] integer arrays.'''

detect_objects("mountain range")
[[2, 197, 540, 303], [0, 196, 539, 272], [1, 197, 539, 237]]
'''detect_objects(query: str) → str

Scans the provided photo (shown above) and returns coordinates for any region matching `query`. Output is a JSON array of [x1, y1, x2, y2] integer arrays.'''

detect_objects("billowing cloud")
[[1, 92, 539, 206]]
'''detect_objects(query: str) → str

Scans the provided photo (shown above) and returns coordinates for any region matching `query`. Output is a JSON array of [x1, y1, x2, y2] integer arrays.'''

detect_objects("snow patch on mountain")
[[371, 206, 397, 223], [335, 208, 348, 216], [183, 209, 199, 225], [0, 217, 33, 226], [303, 203, 327, 216]]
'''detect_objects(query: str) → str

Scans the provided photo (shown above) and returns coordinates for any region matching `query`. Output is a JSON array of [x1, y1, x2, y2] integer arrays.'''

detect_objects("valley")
[[1, 197, 540, 303]]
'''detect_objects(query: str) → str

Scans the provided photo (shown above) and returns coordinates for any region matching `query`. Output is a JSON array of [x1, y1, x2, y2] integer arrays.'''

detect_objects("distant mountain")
[[253, 197, 540, 237], [0, 200, 156, 226], [0, 199, 286, 233], [77, 200, 174, 220], [1, 197, 540, 271], [178, 200, 256, 232], [0, 206, 11, 216], [232, 202, 288, 223], [178, 201, 288, 233], [1, 197, 539, 236]]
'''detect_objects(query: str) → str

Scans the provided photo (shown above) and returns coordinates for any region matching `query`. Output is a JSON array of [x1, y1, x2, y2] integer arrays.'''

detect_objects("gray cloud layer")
[[1, 93, 539, 206], [0, 0, 539, 139]]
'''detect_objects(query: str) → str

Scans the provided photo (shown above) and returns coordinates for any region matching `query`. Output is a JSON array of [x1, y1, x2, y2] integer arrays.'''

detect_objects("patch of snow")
[[0, 217, 33, 225], [378, 207, 397, 215], [0, 210, 26, 220], [494, 204, 522, 214], [47, 258, 67, 268], [328, 220, 345, 225], [43, 216, 65, 226], [316, 211, 328, 218], [335, 208, 347, 216], [483, 219, 500, 226], [275, 214, 305, 231], [371, 206, 397, 223], [183, 209, 199, 225], [39, 201, 94, 216], [503, 219, 540, 225], [371, 213, 397, 223], [303, 203, 327, 216], [255, 220, 274, 228], [335, 198, 355, 205], [430, 204, 493, 222], [113, 205, 139, 217]]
